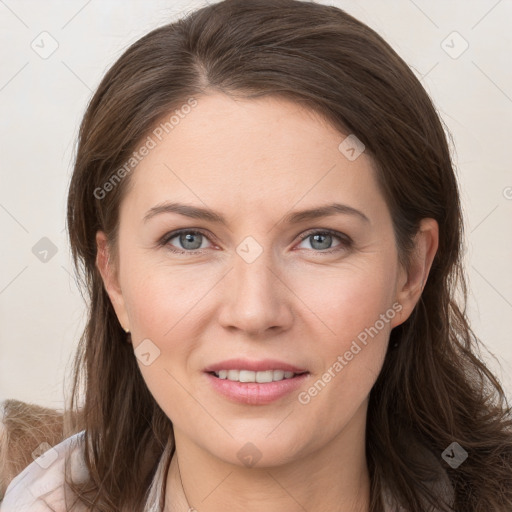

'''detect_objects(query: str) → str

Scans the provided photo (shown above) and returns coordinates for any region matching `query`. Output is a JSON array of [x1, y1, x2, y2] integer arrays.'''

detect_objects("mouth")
[[204, 368, 310, 405], [206, 369, 309, 383], [203, 358, 310, 404]]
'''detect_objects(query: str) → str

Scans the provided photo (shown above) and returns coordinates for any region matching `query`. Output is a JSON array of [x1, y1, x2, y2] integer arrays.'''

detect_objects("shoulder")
[[0, 430, 89, 512]]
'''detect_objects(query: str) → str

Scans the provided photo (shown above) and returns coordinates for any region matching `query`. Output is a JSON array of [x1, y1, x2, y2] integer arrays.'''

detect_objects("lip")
[[203, 358, 308, 373], [205, 372, 310, 405]]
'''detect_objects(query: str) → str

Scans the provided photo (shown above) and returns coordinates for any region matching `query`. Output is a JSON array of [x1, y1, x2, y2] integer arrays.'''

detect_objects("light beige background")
[[0, 0, 511, 409]]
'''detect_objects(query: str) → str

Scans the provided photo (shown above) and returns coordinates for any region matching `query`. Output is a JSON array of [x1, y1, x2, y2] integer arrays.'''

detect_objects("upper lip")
[[204, 358, 308, 374]]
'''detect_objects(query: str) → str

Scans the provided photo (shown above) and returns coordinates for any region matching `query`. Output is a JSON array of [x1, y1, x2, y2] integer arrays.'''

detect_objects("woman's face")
[[97, 92, 433, 468]]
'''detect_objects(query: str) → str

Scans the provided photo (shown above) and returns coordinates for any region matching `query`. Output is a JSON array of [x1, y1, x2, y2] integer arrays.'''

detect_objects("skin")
[[96, 92, 438, 512]]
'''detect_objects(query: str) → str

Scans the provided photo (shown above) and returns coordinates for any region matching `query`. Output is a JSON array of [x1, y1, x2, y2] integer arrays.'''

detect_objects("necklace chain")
[[176, 454, 194, 511]]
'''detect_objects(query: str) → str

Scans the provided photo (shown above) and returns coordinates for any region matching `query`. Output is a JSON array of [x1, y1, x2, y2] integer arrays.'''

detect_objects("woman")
[[1, 0, 511, 510]]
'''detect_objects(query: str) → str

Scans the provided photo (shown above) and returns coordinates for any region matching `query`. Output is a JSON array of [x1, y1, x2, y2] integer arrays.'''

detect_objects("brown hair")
[[65, 0, 512, 510]]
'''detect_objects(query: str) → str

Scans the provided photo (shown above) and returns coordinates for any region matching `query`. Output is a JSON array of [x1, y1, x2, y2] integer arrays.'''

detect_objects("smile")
[[210, 369, 306, 382]]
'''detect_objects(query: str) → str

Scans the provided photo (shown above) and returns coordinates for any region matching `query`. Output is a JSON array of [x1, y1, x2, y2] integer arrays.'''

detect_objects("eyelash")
[[158, 228, 353, 255]]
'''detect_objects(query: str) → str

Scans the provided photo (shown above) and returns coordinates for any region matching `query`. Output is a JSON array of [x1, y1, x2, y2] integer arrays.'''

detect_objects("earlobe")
[[95, 231, 130, 334], [391, 218, 439, 328]]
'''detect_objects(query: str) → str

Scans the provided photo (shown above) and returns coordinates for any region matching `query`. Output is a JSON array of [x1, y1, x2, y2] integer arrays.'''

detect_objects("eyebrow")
[[143, 201, 370, 226]]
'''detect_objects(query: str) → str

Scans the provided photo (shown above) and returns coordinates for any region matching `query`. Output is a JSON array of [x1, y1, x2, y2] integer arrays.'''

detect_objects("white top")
[[0, 431, 172, 511], [0, 431, 453, 511]]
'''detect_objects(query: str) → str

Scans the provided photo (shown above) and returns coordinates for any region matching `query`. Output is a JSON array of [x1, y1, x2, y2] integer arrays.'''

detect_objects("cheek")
[[291, 259, 397, 406], [295, 284, 392, 439], [292, 258, 398, 343], [121, 254, 207, 338], [122, 264, 207, 421], [121, 262, 217, 408]]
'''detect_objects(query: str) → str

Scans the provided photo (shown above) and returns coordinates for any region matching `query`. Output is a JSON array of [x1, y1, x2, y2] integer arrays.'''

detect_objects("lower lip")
[[205, 372, 310, 405]]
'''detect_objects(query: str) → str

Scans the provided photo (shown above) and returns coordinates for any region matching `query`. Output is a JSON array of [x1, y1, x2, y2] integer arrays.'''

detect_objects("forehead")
[[121, 93, 385, 223]]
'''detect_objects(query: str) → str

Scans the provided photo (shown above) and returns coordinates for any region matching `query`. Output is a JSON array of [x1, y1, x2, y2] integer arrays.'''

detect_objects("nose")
[[217, 246, 294, 336]]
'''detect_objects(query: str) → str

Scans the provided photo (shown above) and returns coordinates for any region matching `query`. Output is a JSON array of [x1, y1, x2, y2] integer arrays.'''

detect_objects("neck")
[[165, 405, 371, 512]]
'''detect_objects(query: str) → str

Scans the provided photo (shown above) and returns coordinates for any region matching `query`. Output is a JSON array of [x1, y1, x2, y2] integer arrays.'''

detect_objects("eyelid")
[[297, 227, 352, 243], [159, 227, 352, 254]]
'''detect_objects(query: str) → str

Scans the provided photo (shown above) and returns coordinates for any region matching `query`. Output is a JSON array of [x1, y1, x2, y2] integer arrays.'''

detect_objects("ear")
[[95, 231, 130, 334], [390, 218, 439, 328]]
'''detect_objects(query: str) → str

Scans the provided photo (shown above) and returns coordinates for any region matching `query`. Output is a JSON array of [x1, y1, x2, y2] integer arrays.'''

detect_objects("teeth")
[[214, 369, 298, 382]]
